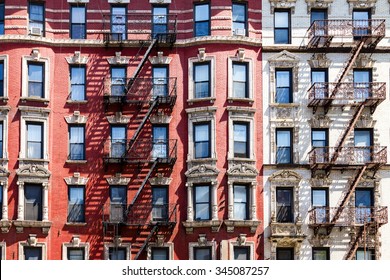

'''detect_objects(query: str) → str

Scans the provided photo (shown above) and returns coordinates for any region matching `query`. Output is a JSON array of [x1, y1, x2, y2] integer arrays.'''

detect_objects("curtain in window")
[[25, 185, 42, 221], [111, 7, 126, 40], [27, 123, 42, 159], [234, 185, 247, 220], [71, 67, 85, 100]]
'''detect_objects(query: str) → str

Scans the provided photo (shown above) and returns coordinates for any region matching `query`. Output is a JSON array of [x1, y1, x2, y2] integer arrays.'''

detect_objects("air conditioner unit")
[[234, 28, 246, 36], [30, 27, 42, 36]]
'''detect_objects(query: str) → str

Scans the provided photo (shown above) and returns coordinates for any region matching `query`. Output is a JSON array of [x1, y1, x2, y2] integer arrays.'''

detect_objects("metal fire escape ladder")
[[134, 224, 159, 260], [345, 225, 365, 260], [326, 165, 367, 235], [324, 39, 367, 113]]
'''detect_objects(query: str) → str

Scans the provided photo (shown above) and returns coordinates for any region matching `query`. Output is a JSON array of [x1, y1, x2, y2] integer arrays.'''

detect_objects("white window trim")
[[189, 234, 217, 260], [22, 52, 50, 102], [16, 181, 49, 222], [227, 51, 254, 102], [229, 237, 255, 260], [147, 241, 174, 260], [0, 55, 9, 100], [108, 0, 130, 3], [0, 106, 10, 162], [0, 241, 5, 260], [62, 235, 90, 260], [149, 0, 170, 3], [104, 241, 131, 260], [188, 52, 216, 103], [68, 0, 90, 3], [18, 106, 50, 162], [186, 106, 217, 162], [19, 235, 47, 260], [1, 181, 8, 221]]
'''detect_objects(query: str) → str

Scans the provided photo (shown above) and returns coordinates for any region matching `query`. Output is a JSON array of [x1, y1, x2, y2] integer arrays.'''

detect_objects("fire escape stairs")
[[326, 165, 367, 235], [345, 225, 365, 260], [134, 224, 160, 260]]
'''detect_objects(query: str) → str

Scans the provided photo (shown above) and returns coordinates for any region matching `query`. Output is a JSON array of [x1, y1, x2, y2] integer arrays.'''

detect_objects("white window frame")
[[65, 173, 89, 225], [188, 50, 216, 103], [228, 235, 255, 260], [104, 241, 131, 260], [147, 240, 174, 260], [189, 234, 217, 260], [62, 235, 89, 260], [19, 235, 47, 260], [22, 51, 50, 102], [0, 241, 5, 260], [0, 106, 9, 162], [0, 55, 9, 100]]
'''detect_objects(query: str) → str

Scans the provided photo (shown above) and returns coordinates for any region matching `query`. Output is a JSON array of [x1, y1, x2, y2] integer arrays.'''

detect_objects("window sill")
[[0, 97, 9, 103], [224, 220, 261, 233], [227, 97, 254, 105], [20, 97, 50, 104], [270, 103, 299, 108], [18, 158, 49, 163], [270, 221, 304, 238], [65, 222, 87, 226], [66, 160, 88, 164], [0, 220, 12, 233], [66, 100, 88, 104], [182, 220, 222, 234], [14, 220, 52, 234], [187, 97, 216, 105]]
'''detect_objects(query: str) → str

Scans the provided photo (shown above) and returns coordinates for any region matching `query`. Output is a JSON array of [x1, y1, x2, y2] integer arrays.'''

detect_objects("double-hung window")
[[194, 62, 210, 98], [151, 248, 169, 260], [68, 248, 85, 260], [312, 129, 328, 163], [0, 62, 3, 97], [24, 247, 42, 260], [311, 69, 328, 99], [24, 184, 42, 221], [232, 3, 247, 36], [111, 126, 126, 158], [28, 63, 44, 98], [232, 62, 248, 98], [111, 67, 126, 96], [312, 188, 329, 223], [310, 9, 327, 36], [29, 2, 44, 36], [274, 10, 290, 44], [275, 69, 292, 103], [69, 125, 85, 160], [276, 187, 293, 223], [70, 66, 86, 101], [110, 186, 127, 222], [109, 248, 126, 260], [0, 3, 4, 35], [194, 3, 210, 37], [234, 246, 250, 260], [194, 185, 210, 220], [194, 247, 212, 260], [312, 248, 330, 260], [27, 122, 43, 159], [0, 122, 2, 159], [111, 6, 127, 41], [152, 187, 168, 221], [152, 6, 168, 39], [233, 184, 249, 220], [276, 128, 292, 164], [233, 122, 249, 158], [194, 123, 210, 158], [68, 186, 85, 223], [353, 69, 372, 100], [70, 6, 86, 39]]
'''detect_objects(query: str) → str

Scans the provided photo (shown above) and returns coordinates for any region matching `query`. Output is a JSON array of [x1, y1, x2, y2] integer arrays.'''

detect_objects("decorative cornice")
[[16, 165, 51, 178], [106, 174, 130, 186], [269, 0, 298, 14], [149, 52, 172, 65], [269, 170, 302, 183], [185, 164, 220, 179], [305, 0, 334, 13], [308, 115, 332, 128], [347, 0, 377, 14], [106, 112, 130, 124], [307, 53, 331, 68], [107, 52, 130, 65], [269, 50, 300, 65], [227, 162, 258, 178], [149, 174, 172, 186], [65, 173, 89, 186], [65, 111, 88, 124], [150, 114, 172, 124], [65, 51, 89, 65]]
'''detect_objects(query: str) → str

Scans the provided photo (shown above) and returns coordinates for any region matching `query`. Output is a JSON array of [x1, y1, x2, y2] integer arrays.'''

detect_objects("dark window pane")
[[25, 185, 42, 221], [109, 248, 126, 260], [276, 188, 293, 223], [234, 247, 250, 260], [194, 185, 210, 220], [68, 186, 85, 223], [24, 247, 42, 260], [234, 185, 248, 220], [68, 248, 84, 260], [313, 248, 329, 260], [277, 248, 294, 260], [110, 186, 127, 222], [195, 4, 210, 37], [194, 247, 211, 260], [152, 247, 169, 260]]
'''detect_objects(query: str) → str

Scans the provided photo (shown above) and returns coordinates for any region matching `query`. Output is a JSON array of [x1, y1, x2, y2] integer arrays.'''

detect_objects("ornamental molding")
[[305, 0, 334, 13], [269, 170, 302, 184], [150, 114, 172, 124], [149, 174, 172, 186], [269, 0, 298, 14], [353, 54, 375, 68], [65, 111, 88, 124], [197, 48, 206, 62], [149, 52, 172, 65], [269, 50, 300, 66], [307, 53, 332, 68], [65, 51, 89, 65], [308, 234, 331, 247], [16, 165, 51, 179], [185, 164, 219, 179], [308, 115, 332, 128], [182, 220, 222, 234], [65, 173, 89, 185], [197, 234, 208, 246], [270, 222, 305, 237], [310, 174, 332, 188], [18, 106, 50, 117], [347, 0, 377, 14], [108, 0, 129, 3], [271, 105, 298, 121], [106, 174, 130, 186], [68, 0, 90, 3], [355, 114, 376, 128], [107, 52, 130, 65], [227, 162, 258, 178], [149, 0, 170, 3], [0, 166, 10, 176], [106, 113, 131, 124]]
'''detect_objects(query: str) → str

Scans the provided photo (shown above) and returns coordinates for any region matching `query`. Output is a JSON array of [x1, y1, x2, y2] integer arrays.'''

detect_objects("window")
[[276, 248, 294, 260], [194, 247, 212, 260], [0, 185, 2, 211], [234, 246, 250, 260], [110, 186, 127, 222], [232, 3, 247, 36], [70, 65, 86, 101], [194, 185, 210, 220], [111, 126, 126, 158], [311, 129, 328, 163], [276, 187, 293, 223], [152, 187, 168, 221], [356, 248, 375, 260], [194, 3, 210, 37], [68, 186, 85, 223], [152, 125, 168, 159], [109, 248, 127, 260], [24, 247, 42, 260], [24, 184, 42, 221], [152, 6, 168, 38], [312, 189, 328, 223], [233, 184, 249, 220], [27, 122, 43, 159], [274, 10, 290, 44], [28, 63, 44, 98], [233, 122, 249, 158], [68, 248, 85, 260], [312, 248, 329, 260], [111, 6, 127, 40], [353, 69, 372, 100], [0, 121, 2, 158], [111, 67, 126, 96], [194, 62, 210, 98], [29, 2, 44, 36], [69, 125, 85, 160], [0, 62, 3, 97], [354, 129, 372, 163], [276, 129, 292, 164], [310, 9, 327, 36], [151, 247, 169, 260], [275, 69, 292, 103], [70, 6, 86, 39], [194, 123, 210, 158], [311, 69, 328, 98], [355, 188, 373, 224], [0, 3, 4, 35], [152, 66, 168, 98], [353, 9, 371, 39], [232, 62, 248, 98]]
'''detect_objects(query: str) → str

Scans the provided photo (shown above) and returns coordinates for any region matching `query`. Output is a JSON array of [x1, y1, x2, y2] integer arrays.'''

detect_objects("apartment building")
[[262, 0, 390, 259], [0, 1, 263, 260]]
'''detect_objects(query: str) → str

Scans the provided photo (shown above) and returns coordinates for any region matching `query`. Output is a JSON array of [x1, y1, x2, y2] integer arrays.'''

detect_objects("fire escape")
[[101, 13, 178, 260], [306, 19, 388, 259]]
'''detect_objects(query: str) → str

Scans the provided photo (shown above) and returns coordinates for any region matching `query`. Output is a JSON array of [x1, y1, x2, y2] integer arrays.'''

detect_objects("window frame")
[[0, 3, 4, 35], [232, 62, 249, 98], [24, 246, 43, 260], [151, 247, 169, 260], [152, 5, 169, 39], [233, 122, 249, 158], [233, 184, 249, 220], [274, 9, 290, 44], [312, 247, 330, 260], [276, 128, 293, 164], [70, 5, 86, 39], [193, 122, 211, 159], [24, 184, 43, 221], [193, 62, 211, 99], [28, 2, 45, 36], [110, 125, 127, 158], [27, 62, 44, 98], [110, 66, 127, 96], [193, 184, 211, 221], [67, 185, 85, 223], [194, 2, 210, 37], [0, 121, 3, 159], [275, 68, 292, 103], [70, 65, 86, 101], [110, 5, 127, 41], [69, 125, 86, 160], [67, 247, 85, 260], [194, 246, 212, 260], [26, 122, 43, 159], [233, 246, 250, 260], [276, 248, 294, 260], [276, 187, 294, 223], [232, 2, 248, 36]]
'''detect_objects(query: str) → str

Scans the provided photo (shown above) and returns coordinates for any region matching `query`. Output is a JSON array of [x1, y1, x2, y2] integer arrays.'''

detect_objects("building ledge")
[[66, 100, 88, 105], [20, 97, 50, 105], [270, 222, 305, 238], [0, 220, 12, 233], [65, 222, 87, 226], [14, 220, 52, 234], [224, 220, 261, 233], [66, 160, 88, 164], [227, 97, 254, 105], [182, 220, 222, 234], [187, 97, 216, 105]]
